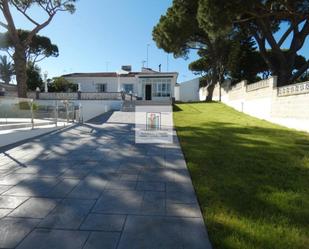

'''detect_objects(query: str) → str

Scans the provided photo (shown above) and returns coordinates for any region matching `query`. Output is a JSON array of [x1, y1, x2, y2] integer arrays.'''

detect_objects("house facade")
[[62, 67, 178, 101]]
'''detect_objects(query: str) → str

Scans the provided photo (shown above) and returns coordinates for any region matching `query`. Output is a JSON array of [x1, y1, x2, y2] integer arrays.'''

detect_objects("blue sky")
[[2, 0, 199, 82], [1, 0, 308, 83]]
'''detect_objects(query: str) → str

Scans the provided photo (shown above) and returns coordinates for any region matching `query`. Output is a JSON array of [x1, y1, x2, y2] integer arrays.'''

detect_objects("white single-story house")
[[62, 66, 178, 101]]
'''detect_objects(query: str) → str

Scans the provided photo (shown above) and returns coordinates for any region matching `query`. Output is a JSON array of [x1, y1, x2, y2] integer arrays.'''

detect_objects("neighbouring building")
[[175, 77, 207, 102], [0, 82, 18, 97], [62, 66, 178, 101]]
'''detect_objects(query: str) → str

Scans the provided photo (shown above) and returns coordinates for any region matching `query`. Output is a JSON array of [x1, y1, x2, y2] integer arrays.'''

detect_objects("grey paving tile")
[[166, 182, 195, 193], [16, 229, 89, 249], [140, 191, 166, 215], [166, 203, 202, 218], [165, 157, 187, 169], [0, 185, 12, 194], [0, 112, 212, 248], [0, 173, 32, 185], [14, 167, 41, 174], [117, 174, 139, 181], [93, 190, 144, 214], [8, 198, 59, 219], [139, 168, 190, 182], [4, 177, 60, 197], [47, 178, 80, 198], [38, 199, 95, 229], [0, 208, 12, 218], [0, 217, 40, 248], [117, 216, 212, 249], [116, 165, 142, 175], [83, 232, 120, 249], [37, 168, 65, 177], [80, 214, 126, 231], [136, 181, 165, 191], [61, 168, 91, 178], [105, 180, 136, 190], [68, 176, 107, 199], [0, 196, 28, 209], [167, 191, 198, 204]]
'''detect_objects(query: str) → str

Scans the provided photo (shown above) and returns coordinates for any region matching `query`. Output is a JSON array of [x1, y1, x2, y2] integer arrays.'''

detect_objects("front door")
[[145, 84, 152, 100]]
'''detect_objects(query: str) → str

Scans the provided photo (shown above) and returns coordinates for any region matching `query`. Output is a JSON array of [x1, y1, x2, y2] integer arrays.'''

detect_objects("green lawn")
[[173, 102, 309, 249]]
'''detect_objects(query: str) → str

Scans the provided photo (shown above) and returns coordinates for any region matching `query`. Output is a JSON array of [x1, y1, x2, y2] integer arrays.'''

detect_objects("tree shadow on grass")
[[175, 121, 309, 249]]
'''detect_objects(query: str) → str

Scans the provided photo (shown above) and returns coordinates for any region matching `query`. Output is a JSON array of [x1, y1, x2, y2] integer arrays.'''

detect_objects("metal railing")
[[0, 97, 78, 131], [36, 92, 124, 100]]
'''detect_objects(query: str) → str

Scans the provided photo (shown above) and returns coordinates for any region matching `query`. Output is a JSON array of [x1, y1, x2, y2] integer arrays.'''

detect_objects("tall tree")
[[0, 54, 14, 84], [197, 0, 309, 86], [26, 62, 43, 91], [188, 37, 232, 101], [0, 30, 59, 65], [0, 0, 76, 97], [153, 0, 233, 101], [48, 76, 77, 92]]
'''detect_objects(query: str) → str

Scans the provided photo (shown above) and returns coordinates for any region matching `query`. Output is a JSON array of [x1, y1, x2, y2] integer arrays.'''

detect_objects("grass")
[[173, 102, 309, 249]]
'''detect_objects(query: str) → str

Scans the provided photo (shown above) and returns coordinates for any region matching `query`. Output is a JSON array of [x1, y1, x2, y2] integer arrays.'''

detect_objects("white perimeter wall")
[[176, 78, 200, 102], [36, 100, 122, 122], [211, 77, 309, 133], [79, 100, 121, 122]]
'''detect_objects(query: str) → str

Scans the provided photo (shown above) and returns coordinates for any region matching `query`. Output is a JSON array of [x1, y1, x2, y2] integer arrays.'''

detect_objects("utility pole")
[[166, 53, 169, 72], [146, 44, 150, 68], [106, 62, 110, 72], [142, 60, 146, 68]]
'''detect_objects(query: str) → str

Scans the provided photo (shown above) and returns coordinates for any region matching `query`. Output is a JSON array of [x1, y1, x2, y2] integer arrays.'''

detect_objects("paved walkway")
[[0, 112, 212, 249]]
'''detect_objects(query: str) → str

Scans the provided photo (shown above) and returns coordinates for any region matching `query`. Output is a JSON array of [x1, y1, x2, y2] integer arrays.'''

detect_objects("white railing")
[[278, 81, 309, 97], [37, 92, 124, 100], [231, 82, 243, 91], [246, 79, 270, 92], [81, 92, 121, 100], [39, 92, 78, 100]]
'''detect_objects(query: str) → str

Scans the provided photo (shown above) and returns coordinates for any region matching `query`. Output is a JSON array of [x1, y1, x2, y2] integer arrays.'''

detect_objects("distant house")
[[175, 77, 206, 102], [62, 66, 178, 101], [0, 82, 18, 97]]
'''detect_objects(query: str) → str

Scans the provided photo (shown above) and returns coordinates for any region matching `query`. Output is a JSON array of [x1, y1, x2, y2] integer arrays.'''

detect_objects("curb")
[[0, 123, 78, 153]]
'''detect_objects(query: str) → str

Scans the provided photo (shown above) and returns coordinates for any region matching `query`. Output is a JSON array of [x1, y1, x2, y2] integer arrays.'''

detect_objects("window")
[[153, 81, 171, 97], [123, 84, 134, 93], [96, 83, 107, 92]]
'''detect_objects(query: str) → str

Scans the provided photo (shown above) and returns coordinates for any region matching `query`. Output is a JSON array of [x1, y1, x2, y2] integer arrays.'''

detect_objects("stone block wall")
[[212, 77, 309, 132]]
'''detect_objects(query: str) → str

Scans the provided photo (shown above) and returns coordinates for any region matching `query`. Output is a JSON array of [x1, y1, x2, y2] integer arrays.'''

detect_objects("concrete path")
[[0, 111, 212, 249]]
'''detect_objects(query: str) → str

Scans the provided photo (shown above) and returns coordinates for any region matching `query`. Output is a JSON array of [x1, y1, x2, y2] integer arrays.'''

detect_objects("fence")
[[0, 97, 78, 131], [35, 91, 134, 101], [211, 77, 309, 133]]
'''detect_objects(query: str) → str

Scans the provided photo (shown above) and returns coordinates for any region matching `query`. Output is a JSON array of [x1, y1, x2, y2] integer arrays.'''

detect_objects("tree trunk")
[[205, 82, 215, 102], [276, 63, 293, 87], [13, 47, 28, 98]]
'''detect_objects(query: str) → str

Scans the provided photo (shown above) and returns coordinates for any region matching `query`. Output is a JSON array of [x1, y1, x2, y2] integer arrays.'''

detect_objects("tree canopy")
[[26, 62, 43, 91], [0, 55, 14, 84], [48, 77, 77, 92], [0, 30, 59, 64], [0, 0, 76, 97], [197, 0, 309, 86], [153, 0, 309, 100], [153, 0, 264, 101]]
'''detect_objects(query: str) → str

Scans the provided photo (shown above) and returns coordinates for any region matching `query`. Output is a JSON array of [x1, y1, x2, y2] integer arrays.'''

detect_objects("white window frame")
[[153, 81, 171, 97], [96, 83, 107, 93], [123, 83, 134, 93]]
